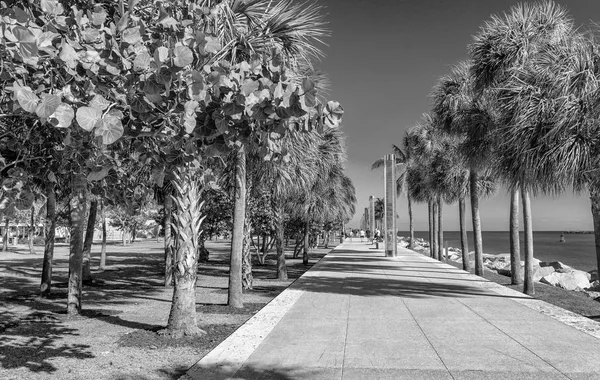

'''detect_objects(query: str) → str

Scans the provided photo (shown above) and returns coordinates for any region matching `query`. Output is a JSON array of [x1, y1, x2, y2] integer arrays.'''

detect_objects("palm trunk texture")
[[432, 200, 438, 261], [428, 200, 434, 258], [408, 194, 415, 249], [592, 187, 600, 283], [99, 198, 107, 270], [522, 188, 534, 295], [164, 193, 174, 287], [458, 196, 469, 271], [470, 170, 484, 276], [28, 206, 35, 254], [437, 196, 444, 262], [510, 188, 522, 285], [82, 199, 98, 282], [40, 183, 56, 297], [228, 147, 246, 308], [162, 168, 206, 337]]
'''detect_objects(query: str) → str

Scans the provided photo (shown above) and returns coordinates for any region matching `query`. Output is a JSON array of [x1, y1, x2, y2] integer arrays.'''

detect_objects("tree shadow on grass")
[[0, 310, 94, 373]]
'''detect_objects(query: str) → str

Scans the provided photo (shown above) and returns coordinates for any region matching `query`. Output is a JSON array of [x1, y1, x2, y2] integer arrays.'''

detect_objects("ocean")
[[399, 231, 598, 272]]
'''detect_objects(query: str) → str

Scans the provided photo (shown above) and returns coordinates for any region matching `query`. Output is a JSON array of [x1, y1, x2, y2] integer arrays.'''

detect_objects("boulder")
[[533, 266, 556, 282], [540, 261, 573, 273], [589, 270, 598, 282], [540, 271, 590, 291]]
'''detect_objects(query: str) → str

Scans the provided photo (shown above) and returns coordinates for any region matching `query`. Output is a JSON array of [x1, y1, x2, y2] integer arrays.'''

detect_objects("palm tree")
[[371, 142, 415, 247], [469, 0, 574, 294]]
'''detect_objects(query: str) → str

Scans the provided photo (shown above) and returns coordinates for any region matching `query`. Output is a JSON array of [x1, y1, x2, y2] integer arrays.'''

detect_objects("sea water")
[[400, 231, 597, 272]]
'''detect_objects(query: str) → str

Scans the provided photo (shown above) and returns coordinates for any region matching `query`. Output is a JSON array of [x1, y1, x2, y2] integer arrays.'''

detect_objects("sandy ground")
[[0, 238, 332, 380]]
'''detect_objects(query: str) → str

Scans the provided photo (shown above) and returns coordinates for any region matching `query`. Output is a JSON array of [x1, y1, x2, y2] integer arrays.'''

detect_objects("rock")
[[540, 271, 590, 291], [589, 270, 599, 282], [533, 266, 556, 282], [540, 261, 573, 273]]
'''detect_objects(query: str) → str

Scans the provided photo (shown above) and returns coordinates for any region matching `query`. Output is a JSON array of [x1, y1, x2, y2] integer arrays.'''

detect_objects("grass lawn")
[[0, 239, 332, 380]]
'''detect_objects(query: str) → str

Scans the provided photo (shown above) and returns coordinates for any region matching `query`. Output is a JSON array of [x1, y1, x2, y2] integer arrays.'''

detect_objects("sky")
[[316, 0, 600, 231]]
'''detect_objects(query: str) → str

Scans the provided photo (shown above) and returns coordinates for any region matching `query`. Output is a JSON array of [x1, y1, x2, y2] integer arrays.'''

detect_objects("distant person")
[[560, 233, 566, 243], [360, 229, 365, 242]]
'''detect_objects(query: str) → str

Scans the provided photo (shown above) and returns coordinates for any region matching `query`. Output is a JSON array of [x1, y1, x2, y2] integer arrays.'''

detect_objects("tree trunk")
[[591, 187, 600, 284], [437, 196, 443, 262], [522, 188, 534, 295], [339, 222, 344, 244], [407, 194, 414, 249], [432, 200, 438, 260], [164, 193, 174, 287], [99, 198, 107, 270], [29, 205, 35, 254], [161, 168, 206, 338], [470, 170, 484, 276], [324, 230, 330, 249], [2, 218, 8, 251], [510, 188, 522, 285], [67, 173, 87, 316], [242, 218, 253, 290], [428, 200, 433, 258], [302, 219, 309, 265], [458, 196, 469, 271], [273, 203, 288, 281], [40, 183, 56, 297], [121, 225, 127, 246], [228, 147, 246, 308], [82, 199, 98, 282]]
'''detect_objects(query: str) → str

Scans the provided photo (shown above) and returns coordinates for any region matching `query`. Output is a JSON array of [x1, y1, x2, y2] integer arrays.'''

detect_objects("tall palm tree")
[[469, 0, 574, 294], [204, 0, 332, 308]]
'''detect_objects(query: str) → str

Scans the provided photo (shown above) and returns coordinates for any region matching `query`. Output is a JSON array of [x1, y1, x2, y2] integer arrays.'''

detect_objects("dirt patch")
[[0, 239, 333, 380]]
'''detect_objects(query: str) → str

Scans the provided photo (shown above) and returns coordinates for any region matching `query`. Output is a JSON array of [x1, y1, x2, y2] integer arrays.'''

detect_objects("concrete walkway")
[[184, 241, 600, 380]]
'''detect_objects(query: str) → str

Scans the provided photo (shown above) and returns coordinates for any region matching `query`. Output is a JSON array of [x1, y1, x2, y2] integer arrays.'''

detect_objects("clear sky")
[[316, 0, 600, 231]]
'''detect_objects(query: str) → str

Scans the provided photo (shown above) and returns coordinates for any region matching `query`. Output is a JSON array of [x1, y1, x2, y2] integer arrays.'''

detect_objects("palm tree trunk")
[[242, 218, 253, 290], [164, 193, 174, 287], [458, 196, 469, 271], [275, 217, 287, 280], [67, 173, 87, 316], [82, 199, 98, 282], [522, 188, 534, 295], [29, 205, 35, 254], [303, 218, 309, 265], [591, 187, 600, 285], [510, 188, 522, 285], [428, 200, 434, 258], [99, 198, 107, 270], [228, 146, 246, 308], [470, 170, 484, 276], [437, 195, 444, 262], [2, 218, 8, 251], [40, 183, 56, 297], [408, 194, 415, 249], [432, 200, 438, 260], [161, 168, 206, 338]]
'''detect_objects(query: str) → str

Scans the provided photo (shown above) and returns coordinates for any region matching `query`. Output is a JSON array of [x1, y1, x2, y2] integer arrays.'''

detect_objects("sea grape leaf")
[[204, 36, 221, 54], [40, 0, 64, 16], [241, 79, 259, 96], [174, 46, 193, 67], [59, 40, 79, 69], [87, 167, 110, 181], [13, 26, 35, 42], [49, 103, 74, 128], [16, 88, 40, 113], [76, 106, 102, 131], [154, 46, 169, 63], [35, 94, 61, 119], [89, 95, 111, 110], [133, 51, 152, 71], [122, 27, 141, 44], [95, 116, 123, 144]]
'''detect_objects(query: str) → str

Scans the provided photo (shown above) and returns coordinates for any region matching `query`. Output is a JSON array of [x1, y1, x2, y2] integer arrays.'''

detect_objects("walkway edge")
[[414, 254, 600, 340], [182, 246, 339, 380]]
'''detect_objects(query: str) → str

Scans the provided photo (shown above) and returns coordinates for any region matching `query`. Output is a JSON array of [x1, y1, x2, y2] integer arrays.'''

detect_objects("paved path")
[[184, 241, 600, 380]]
